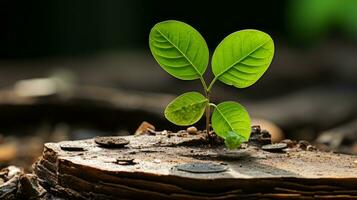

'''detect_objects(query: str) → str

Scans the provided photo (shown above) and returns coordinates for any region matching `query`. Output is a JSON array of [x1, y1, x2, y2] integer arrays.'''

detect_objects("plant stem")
[[200, 76, 218, 139], [207, 76, 218, 92], [199, 76, 211, 137], [204, 76, 218, 137], [205, 92, 211, 136], [199, 77, 208, 93], [209, 103, 217, 108]]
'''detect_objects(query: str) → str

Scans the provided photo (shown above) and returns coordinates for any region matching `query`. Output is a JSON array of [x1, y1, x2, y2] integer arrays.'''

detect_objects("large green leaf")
[[212, 30, 274, 88], [149, 20, 209, 80], [211, 101, 251, 144], [165, 92, 208, 126]]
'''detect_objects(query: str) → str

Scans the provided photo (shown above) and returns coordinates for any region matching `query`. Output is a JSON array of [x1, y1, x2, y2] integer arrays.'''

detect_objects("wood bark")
[[33, 132, 357, 199]]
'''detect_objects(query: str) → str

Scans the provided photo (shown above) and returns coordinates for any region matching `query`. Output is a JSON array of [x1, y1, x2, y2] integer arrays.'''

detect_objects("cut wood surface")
[[34, 131, 357, 199]]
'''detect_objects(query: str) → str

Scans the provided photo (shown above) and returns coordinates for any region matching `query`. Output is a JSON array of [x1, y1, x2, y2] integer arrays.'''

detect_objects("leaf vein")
[[169, 99, 208, 113], [155, 28, 202, 76], [216, 39, 271, 78]]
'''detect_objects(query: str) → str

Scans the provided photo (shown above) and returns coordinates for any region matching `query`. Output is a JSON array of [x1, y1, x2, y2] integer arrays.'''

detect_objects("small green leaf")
[[212, 29, 274, 88], [149, 20, 209, 80], [165, 92, 208, 126], [211, 101, 251, 147], [224, 131, 247, 149]]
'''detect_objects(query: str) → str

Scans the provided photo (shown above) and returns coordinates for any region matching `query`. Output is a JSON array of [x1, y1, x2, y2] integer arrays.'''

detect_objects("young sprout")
[[149, 20, 274, 149]]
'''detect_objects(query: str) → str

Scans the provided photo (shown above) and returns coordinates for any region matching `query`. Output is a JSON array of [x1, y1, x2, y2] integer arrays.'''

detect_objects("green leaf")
[[149, 20, 209, 80], [212, 29, 274, 88], [224, 131, 247, 149], [164, 92, 208, 126], [211, 101, 251, 147]]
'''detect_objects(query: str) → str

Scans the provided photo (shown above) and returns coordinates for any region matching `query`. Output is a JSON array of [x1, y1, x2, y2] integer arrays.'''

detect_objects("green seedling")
[[149, 20, 274, 149]]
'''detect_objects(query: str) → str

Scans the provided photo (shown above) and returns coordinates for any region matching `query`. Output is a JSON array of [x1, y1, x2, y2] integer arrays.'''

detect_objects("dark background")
[[1, 0, 357, 93], [1, 1, 286, 58]]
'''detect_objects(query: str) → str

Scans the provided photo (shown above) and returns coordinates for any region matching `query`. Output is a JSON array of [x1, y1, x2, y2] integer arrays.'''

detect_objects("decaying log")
[[0, 166, 47, 199], [316, 119, 357, 154], [0, 166, 22, 199], [33, 131, 357, 199], [247, 87, 357, 132]]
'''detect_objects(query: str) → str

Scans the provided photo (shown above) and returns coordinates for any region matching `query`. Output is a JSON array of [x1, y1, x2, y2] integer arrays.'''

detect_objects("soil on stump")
[[33, 130, 357, 200]]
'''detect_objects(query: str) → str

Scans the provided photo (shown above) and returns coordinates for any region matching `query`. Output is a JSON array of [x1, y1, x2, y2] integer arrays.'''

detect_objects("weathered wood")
[[0, 166, 47, 199], [317, 119, 357, 154], [0, 166, 22, 200], [247, 87, 357, 132], [33, 131, 357, 199]]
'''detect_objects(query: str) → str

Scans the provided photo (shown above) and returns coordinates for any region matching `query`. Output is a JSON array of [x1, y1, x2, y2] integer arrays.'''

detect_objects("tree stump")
[[33, 131, 357, 199]]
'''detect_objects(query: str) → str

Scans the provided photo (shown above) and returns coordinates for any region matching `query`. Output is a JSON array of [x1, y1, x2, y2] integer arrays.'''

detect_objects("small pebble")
[[95, 136, 130, 148], [262, 143, 288, 152], [60, 142, 86, 151], [186, 126, 198, 135]]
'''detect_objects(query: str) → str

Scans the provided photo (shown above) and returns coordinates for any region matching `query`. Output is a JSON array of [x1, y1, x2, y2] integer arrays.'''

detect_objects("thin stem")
[[198, 75, 211, 137], [207, 76, 218, 92], [199, 75, 213, 140], [209, 103, 217, 108], [199, 76, 208, 95], [205, 92, 210, 136]]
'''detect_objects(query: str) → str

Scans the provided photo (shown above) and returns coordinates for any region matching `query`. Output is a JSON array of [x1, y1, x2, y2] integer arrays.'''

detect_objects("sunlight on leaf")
[[212, 30, 274, 88], [149, 20, 209, 80]]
